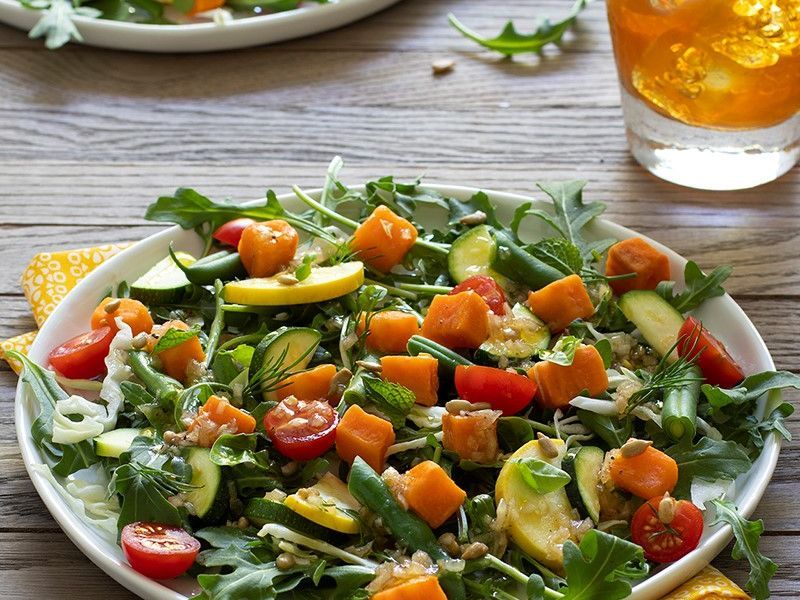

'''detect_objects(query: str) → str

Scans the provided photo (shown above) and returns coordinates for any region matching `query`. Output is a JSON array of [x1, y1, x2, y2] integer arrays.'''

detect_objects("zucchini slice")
[[480, 303, 551, 360], [184, 447, 223, 520], [284, 473, 361, 534], [130, 251, 195, 305], [250, 327, 321, 401], [244, 497, 330, 539], [618, 290, 684, 360], [94, 428, 152, 459], [563, 446, 605, 524], [448, 225, 513, 288]]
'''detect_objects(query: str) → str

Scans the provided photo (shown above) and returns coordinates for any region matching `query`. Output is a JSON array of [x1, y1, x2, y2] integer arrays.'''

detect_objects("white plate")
[[16, 184, 781, 599], [0, 0, 401, 52]]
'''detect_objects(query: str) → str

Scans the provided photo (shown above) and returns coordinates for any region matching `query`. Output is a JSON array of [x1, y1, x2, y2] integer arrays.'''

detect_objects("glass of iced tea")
[[606, 0, 800, 189]]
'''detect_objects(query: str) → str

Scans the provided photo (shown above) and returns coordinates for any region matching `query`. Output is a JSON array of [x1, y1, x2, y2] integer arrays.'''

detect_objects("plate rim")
[[15, 183, 781, 600]]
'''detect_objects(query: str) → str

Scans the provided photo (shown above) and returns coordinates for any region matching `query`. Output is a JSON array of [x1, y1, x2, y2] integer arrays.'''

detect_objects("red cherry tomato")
[[677, 316, 745, 389], [454, 365, 537, 415], [121, 522, 200, 580], [212, 218, 257, 247], [48, 327, 116, 380], [450, 275, 507, 315], [631, 495, 703, 563], [264, 397, 338, 461]]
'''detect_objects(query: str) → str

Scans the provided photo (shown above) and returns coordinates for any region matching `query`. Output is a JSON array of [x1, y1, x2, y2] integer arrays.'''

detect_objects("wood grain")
[[0, 0, 797, 597]]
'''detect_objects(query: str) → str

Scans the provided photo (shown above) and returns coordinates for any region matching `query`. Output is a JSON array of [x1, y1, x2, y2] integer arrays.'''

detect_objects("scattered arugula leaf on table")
[[709, 498, 777, 600], [448, 0, 590, 57]]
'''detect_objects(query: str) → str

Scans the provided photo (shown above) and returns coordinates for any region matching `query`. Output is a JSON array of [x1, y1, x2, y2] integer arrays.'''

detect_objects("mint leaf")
[[561, 529, 648, 600], [709, 498, 776, 600], [152, 325, 201, 354], [538, 335, 582, 366], [665, 438, 751, 499], [656, 261, 732, 313], [448, 0, 589, 57], [527, 238, 583, 275], [513, 457, 571, 494], [362, 376, 416, 428]]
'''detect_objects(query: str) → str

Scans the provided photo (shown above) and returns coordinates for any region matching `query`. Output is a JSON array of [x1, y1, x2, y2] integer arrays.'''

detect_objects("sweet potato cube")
[[276, 364, 338, 403], [336, 404, 395, 472], [605, 237, 671, 296], [527, 274, 594, 332], [358, 310, 421, 354], [403, 460, 466, 528], [371, 576, 447, 600], [349, 205, 418, 273], [380, 354, 439, 407], [421, 291, 490, 349], [530, 345, 609, 409]]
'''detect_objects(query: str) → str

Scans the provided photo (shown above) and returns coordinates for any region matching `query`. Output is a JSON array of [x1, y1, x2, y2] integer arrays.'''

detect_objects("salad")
[[12, 159, 798, 600]]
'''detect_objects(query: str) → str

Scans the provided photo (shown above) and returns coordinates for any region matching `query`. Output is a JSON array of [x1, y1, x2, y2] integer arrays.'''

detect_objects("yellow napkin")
[[0, 245, 754, 600], [0, 243, 132, 373]]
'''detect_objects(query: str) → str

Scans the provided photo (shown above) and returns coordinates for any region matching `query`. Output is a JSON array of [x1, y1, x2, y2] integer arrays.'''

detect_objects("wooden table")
[[0, 0, 797, 597]]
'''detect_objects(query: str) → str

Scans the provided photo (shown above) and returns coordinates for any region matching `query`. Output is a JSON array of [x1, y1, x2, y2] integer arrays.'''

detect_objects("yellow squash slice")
[[223, 261, 364, 306], [284, 473, 361, 534]]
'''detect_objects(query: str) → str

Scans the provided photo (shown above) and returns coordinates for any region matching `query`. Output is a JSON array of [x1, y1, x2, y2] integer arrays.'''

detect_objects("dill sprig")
[[245, 343, 317, 397]]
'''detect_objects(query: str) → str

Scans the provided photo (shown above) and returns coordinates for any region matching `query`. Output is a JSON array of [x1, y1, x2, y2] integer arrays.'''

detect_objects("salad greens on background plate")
[[0, 0, 401, 51], [14, 158, 797, 600]]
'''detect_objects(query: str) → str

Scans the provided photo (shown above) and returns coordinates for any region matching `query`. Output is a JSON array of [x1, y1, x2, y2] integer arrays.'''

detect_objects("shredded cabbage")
[[51, 318, 133, 444], [691, 478, 734, 510], [569, 396, 618, 416], [32, 463, 119, 538], [407, 405, 447, 429]]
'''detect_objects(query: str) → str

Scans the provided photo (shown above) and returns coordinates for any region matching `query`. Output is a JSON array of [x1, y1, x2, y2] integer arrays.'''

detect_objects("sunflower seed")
[[620, 438, 652, 458]]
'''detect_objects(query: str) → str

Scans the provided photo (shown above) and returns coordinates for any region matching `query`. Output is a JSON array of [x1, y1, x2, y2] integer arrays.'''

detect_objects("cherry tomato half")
[[450, 275, 507, 315], [454, 365, 537, 415], [631, 495, 703, 563], [121, 522, 200, 580], [212, 218, 257, 247], [677, 316, 744, 389], [48, 326, 116, 380], [264, 397, 338, 461]]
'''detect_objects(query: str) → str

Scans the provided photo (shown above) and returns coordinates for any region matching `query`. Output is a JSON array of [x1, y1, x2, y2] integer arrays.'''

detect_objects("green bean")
[[490, 229, 564, 290], [170, 245, 245, 285], [347, 457, 466, 600], [662, 366, 701, 442], [407, 335, 473, 379], [128, 350, 182, 404]]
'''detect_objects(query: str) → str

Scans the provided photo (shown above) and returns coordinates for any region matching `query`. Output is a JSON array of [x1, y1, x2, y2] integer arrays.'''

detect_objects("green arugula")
[[514, 457, 571, 494], [538, 335, 582, 366], [362, 375, 416, 428], [561, 529, 648, 599], [10, 350, 98, 476], [656, 261, 732, 313], [448, 0, 590, 57], [665, 438, 751, 498], [151, 324, 201, 354], [576, 410, 632, 448], [709, 498, 776, 600]]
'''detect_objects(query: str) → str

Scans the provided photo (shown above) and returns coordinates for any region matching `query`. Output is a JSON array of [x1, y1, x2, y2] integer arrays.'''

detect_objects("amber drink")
[[606, 0, 800, 189]]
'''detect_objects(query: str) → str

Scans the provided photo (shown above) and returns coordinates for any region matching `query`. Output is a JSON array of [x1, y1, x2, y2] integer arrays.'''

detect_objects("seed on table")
[[431, 57, 455, 75], [620, 437, 652, 458], [103, 298, 121, 313]]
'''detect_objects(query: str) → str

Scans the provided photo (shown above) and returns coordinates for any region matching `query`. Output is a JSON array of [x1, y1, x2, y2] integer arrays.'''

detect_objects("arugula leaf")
[[196, 526, 263, 551], [656, 261, 732, 313], [527, 238, 583, 275], [513, 457, 571, 494], [702, 370, 800, 411], [709, 498, 777, 600], [561, 529, 647, 600], [448, 0, 589, 57], [665, 438, 751, 499], [10, 350, 98, 476], [152, 325, 201, 354], [362, 376, 416, 428], [538, 335, 582, 366], [447, 191, 503, 230], [576, 410, 631, 449]]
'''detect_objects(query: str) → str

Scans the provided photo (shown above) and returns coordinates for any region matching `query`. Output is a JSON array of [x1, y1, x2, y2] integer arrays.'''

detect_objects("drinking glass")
[[606, 0, 800, 190]]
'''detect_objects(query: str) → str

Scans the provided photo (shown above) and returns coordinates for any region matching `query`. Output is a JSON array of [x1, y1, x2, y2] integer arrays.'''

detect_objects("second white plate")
[[0, 0, 401, 52]]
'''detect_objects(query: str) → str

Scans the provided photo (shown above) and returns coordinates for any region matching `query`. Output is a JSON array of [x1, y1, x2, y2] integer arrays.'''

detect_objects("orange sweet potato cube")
[[349, 205, 418, 273], [421, 291, 490, 349], [527, 274, 594, 332], [403, 460, 466, 528]]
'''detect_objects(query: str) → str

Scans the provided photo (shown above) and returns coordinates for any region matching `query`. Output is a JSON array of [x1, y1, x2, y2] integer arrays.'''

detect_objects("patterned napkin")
[[0, 245, 753, 600]]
